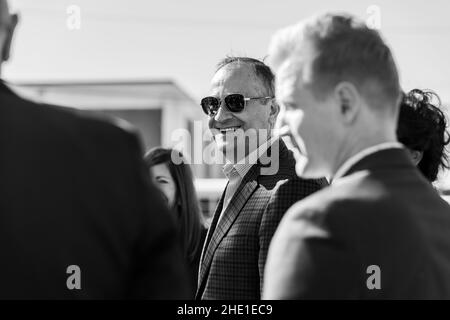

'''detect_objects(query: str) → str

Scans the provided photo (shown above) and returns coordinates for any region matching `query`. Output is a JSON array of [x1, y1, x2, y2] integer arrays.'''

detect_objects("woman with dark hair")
[[397, 89, 450, 182], [144, 147, 206, 295]]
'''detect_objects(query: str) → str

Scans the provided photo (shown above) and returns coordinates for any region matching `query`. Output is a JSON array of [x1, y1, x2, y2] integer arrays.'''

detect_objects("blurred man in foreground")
[[0, 0, 189, 299], [264, 13, 450, 299]]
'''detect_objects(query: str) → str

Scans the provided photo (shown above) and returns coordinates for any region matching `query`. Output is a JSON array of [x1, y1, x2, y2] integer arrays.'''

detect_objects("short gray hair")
[[216, 56, 275, 98], [269, 13, 401, 110]]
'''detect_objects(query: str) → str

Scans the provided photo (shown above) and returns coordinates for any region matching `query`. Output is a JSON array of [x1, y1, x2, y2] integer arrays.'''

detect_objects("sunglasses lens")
[[201, 97, 220, 116], [225, 94, 245, 112]]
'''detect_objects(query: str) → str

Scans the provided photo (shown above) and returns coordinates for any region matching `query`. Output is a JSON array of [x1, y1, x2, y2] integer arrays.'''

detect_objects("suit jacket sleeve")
[[122, 131, 191, 299], [258, 177, 327, 296], [263, 201, 360, 300]]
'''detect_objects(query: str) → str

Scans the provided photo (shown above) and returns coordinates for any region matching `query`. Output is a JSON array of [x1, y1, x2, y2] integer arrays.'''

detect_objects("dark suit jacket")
[[196, 139, 327, 299], [0, 81, 190, 299], [264, 148, 450, 299], [188, 227, 207, 296]]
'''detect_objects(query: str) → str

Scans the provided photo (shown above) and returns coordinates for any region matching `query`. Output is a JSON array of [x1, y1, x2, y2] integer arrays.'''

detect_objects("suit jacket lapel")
[[196, 139, 293, 298], [198, 182, 227, 268], [197, 165, 259, 295]]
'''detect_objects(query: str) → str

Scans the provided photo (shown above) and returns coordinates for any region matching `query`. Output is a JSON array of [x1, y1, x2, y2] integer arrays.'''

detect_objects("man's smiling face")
[[208, 62, 274, 161]]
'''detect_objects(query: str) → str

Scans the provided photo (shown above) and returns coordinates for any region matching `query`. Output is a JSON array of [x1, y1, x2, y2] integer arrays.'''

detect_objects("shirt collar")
[[332, 142, 404, 182], [222, 137, 275, 179]]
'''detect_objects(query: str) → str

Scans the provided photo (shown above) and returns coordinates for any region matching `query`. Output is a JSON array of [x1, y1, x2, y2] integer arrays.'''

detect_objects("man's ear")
[[409, 149, 423, 166], [334, 82, 361, 125], [2, 13, 19, 62], [268, 99, 280, 130]]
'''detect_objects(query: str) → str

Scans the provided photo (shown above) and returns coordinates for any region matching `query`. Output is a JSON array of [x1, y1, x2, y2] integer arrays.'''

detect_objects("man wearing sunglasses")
[[196, 57, 327, 300]]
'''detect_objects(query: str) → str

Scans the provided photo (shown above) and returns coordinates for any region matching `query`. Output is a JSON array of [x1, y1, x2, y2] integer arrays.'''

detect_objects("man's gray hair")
[[269, 13, 401, 109], [216, 56, 275, 98]]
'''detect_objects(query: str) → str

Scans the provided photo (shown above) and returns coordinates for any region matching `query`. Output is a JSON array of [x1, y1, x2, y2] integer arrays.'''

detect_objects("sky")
[[4, 0, 450, 104]]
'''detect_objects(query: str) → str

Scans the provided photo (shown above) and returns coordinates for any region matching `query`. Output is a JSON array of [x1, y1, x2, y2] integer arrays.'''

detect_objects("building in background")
[[10, 80, 224, 219], [7, 80, 450, 210]]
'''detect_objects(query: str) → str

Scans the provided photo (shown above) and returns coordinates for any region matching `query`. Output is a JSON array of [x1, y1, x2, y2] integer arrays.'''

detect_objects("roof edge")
[[11, 79, 176, 87]]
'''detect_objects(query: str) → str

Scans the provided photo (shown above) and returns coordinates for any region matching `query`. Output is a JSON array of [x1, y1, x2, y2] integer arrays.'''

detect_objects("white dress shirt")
[[218, 138, 276, 223]]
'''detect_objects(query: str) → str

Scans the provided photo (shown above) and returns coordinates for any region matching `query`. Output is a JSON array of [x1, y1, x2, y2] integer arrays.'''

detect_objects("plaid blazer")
[[196, 139, 327, 299]]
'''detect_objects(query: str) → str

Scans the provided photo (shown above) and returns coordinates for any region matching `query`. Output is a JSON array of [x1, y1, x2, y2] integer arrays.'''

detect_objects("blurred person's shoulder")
[[2, 86, 141, 151], [268, 174, 328, 208], [281, 171, 384, 230], [273, 175, 328, 196]]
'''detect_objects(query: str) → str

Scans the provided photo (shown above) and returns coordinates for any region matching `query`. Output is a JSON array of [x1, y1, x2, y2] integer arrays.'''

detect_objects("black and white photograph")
[[1, 0, 450, 307]]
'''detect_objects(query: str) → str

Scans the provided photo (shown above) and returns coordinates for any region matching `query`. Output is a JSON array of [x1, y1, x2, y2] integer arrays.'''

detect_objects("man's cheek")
[[287, 110, 304, 137], [289, 112, 309, 158], [292, 109, 304, 127]]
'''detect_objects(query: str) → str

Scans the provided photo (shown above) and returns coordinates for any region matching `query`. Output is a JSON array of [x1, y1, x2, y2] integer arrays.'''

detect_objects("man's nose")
[[214, 102, 233, 122]]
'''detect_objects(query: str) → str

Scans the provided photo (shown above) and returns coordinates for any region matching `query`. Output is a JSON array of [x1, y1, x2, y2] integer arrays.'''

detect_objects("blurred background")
[[4, 0, 450, 210]]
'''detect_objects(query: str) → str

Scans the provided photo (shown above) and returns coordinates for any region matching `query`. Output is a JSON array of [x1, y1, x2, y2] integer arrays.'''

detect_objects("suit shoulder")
[[48, 103, 138, 141], [268, 175, 328, 208], [261, 176, 328, 232], [73, 109, 140, 146], [4, 92, 141, 149], [283, 183, 356, 225], [283, 174, 395, 232], [273, 175, 328, 196]]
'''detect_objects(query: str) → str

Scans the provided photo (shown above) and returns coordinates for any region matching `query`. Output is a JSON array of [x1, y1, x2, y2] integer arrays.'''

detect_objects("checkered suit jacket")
[[196, 139, 327, 299]]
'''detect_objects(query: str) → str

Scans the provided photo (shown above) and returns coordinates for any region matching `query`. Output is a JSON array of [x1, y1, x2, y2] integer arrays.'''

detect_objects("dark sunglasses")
[[200, 94, 273, 116]]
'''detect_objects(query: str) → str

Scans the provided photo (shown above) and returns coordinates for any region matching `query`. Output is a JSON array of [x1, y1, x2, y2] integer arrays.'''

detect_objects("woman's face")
[[149, 163, 177, 209]]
